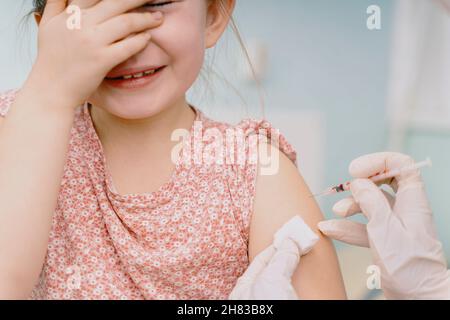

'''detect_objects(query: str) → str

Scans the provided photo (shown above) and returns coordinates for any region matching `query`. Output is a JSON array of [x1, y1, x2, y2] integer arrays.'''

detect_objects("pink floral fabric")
[[0, 89, 297, 300]]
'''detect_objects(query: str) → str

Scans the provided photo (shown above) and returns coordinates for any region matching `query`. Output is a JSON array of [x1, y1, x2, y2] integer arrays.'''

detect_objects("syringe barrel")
[[370, 158, 432, 183]]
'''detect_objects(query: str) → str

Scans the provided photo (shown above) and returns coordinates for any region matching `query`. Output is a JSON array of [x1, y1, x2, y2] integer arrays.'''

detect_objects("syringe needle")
[[309, 189, 334, 198], [310, 158, 432, 198]]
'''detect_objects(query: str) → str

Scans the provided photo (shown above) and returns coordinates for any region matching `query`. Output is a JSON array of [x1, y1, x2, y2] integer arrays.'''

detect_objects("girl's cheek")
[[153, 6, 206, 48], [151, 17, 206, 66]]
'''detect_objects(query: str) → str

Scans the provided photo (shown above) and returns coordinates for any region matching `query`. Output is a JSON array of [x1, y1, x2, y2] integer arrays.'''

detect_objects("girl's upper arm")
[[248, 141, 347, 300]]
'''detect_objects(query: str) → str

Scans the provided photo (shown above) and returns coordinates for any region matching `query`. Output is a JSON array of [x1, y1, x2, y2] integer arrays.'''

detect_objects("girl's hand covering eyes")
[[26, 0, 165, 110]]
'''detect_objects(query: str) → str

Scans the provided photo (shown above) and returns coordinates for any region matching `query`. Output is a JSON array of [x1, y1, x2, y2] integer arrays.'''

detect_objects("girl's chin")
[[91, 98, 164, 121], [107, 104, 164, 120]]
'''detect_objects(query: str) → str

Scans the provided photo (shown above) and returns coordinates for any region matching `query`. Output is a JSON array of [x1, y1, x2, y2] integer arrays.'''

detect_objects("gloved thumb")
[[350, 179, 392, 221], [260, 238, 300, 279], [238, 245, 276, 282]]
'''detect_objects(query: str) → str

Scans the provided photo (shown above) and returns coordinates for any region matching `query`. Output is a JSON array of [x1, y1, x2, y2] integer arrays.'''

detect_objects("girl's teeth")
[[121, 69, 157, 80]]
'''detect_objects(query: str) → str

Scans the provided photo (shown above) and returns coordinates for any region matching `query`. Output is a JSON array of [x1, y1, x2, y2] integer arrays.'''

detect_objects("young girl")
[[0, 0, 346, 299]]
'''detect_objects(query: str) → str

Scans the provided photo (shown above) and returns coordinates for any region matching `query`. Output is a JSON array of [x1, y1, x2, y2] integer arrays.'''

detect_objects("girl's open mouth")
[[104, 66, 166, 90]]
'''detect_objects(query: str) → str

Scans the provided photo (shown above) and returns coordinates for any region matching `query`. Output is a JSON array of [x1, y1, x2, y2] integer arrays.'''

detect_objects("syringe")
[[312, 157, 432, 198]]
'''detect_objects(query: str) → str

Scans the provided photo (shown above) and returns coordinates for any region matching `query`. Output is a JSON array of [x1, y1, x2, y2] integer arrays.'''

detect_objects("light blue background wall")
[[0, 1, 36, 91]]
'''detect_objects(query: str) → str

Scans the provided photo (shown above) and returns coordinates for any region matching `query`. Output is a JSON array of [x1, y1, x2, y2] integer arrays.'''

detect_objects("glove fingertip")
[[318, 220, 336, 235], [332, 197, 356, 217], [348, 156, 373, 178]]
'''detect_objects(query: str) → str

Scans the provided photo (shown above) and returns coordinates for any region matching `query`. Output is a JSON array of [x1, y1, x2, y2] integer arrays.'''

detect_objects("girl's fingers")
[[97, 12, 163, 45], [89, 0, 157, 24], [106, 31, 153, 66], [41, 0, 67, 24]]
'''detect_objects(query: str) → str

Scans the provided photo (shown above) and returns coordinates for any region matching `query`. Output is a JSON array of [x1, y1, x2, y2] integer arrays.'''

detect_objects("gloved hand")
[[318, 152, 450, 299], [229, 216, 319, 300], [229, 239, 300, 300]]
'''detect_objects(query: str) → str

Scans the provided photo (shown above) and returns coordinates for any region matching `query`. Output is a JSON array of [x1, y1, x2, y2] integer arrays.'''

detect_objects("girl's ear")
[[34, 12, 42, 25], [205, 0, 236, 49]]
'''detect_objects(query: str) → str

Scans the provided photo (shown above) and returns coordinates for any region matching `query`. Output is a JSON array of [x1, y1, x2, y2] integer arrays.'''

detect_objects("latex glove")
[[229, 239, 299, 300], [318, 152, 450, 299], [229, 216, 319, 300]]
